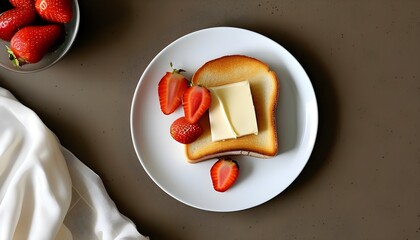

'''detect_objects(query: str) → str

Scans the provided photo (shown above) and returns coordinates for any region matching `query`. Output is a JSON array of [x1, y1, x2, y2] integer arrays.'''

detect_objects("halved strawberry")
[[210, 158, 239, 192], [182, 85, 211, 124], [158, 63, 189, 115], [170, 116, 203, 144]]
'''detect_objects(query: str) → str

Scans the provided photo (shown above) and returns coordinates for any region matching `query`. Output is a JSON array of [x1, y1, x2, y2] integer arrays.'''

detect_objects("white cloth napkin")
[[0, 87, 149, 240]]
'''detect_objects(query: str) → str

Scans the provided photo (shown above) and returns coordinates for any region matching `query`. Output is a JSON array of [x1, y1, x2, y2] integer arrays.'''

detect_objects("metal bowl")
[[0, 0, 80, 73]]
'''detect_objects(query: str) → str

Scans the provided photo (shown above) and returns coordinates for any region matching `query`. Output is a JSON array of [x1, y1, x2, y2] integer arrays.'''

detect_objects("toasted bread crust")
[[186, 55, 279, 162]]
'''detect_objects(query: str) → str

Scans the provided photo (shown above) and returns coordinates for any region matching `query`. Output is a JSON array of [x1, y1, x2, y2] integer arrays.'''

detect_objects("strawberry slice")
[[170, 116, 203, 144], [182, 85, 211, 124], [210, 158, 239, 192], [158, 63, 189, 115]]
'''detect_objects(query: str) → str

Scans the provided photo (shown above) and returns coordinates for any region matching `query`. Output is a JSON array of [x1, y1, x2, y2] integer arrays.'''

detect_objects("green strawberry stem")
[[169, 62, 194, 86], [6, 45, 24, 67], [170, 62, 185, 74]]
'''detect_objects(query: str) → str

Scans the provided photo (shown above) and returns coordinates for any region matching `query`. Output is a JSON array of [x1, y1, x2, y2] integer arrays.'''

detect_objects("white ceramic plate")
[[130, 27, 318, 212]]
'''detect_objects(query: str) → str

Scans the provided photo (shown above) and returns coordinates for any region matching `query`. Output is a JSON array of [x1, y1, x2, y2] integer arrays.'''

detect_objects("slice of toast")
[[185, 55, 279, 163]]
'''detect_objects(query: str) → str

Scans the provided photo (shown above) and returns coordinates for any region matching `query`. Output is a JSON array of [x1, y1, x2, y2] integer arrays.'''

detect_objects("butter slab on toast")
[[185, 55, 279, 163]]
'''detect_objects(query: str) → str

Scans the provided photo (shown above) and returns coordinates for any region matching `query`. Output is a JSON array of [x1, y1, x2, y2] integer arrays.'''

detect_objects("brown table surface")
[[1, 1, 420, 239]]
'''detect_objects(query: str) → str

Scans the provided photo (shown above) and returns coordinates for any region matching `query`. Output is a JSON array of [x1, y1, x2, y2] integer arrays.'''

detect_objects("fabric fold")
[[0, 87, 148, 240], [62, 147, 146, 240], [0, 88, 71, 240]]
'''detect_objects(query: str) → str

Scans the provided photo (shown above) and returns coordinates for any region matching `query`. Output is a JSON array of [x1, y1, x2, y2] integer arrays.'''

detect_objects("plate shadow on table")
[[254, 26, 340, 196]]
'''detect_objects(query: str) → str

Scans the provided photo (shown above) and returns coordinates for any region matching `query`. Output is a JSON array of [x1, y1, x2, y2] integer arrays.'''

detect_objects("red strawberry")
[[158, 63, 189, 115], [10, 0, 35, 8], [0, 7, 37, 41], [170, 116, 203, 144], [182, 85, 211, 124], [210, 158, 239, 192], [35, 0, 72, 23], [8, 24, 63, 66]]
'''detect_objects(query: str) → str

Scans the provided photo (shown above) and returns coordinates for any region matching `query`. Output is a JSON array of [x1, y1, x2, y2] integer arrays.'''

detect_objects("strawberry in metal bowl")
[[0, 0, 80, 73]]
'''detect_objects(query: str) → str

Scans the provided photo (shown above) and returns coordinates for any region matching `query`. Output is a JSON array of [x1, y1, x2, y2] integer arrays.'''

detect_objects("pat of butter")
[[208, 80, 258, 142]]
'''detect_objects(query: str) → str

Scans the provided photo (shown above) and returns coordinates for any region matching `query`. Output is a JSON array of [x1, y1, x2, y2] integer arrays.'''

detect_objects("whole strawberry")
[[0, 7, 37, 41], [9, 0, 35, 8], [8, 24, 63, 66], [170, 117, 203, 144], [35, 0, 72, 23]]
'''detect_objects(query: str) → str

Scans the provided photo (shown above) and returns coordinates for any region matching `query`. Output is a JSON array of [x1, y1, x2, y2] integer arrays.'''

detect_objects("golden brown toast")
[[185, 55, 279, 163]]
